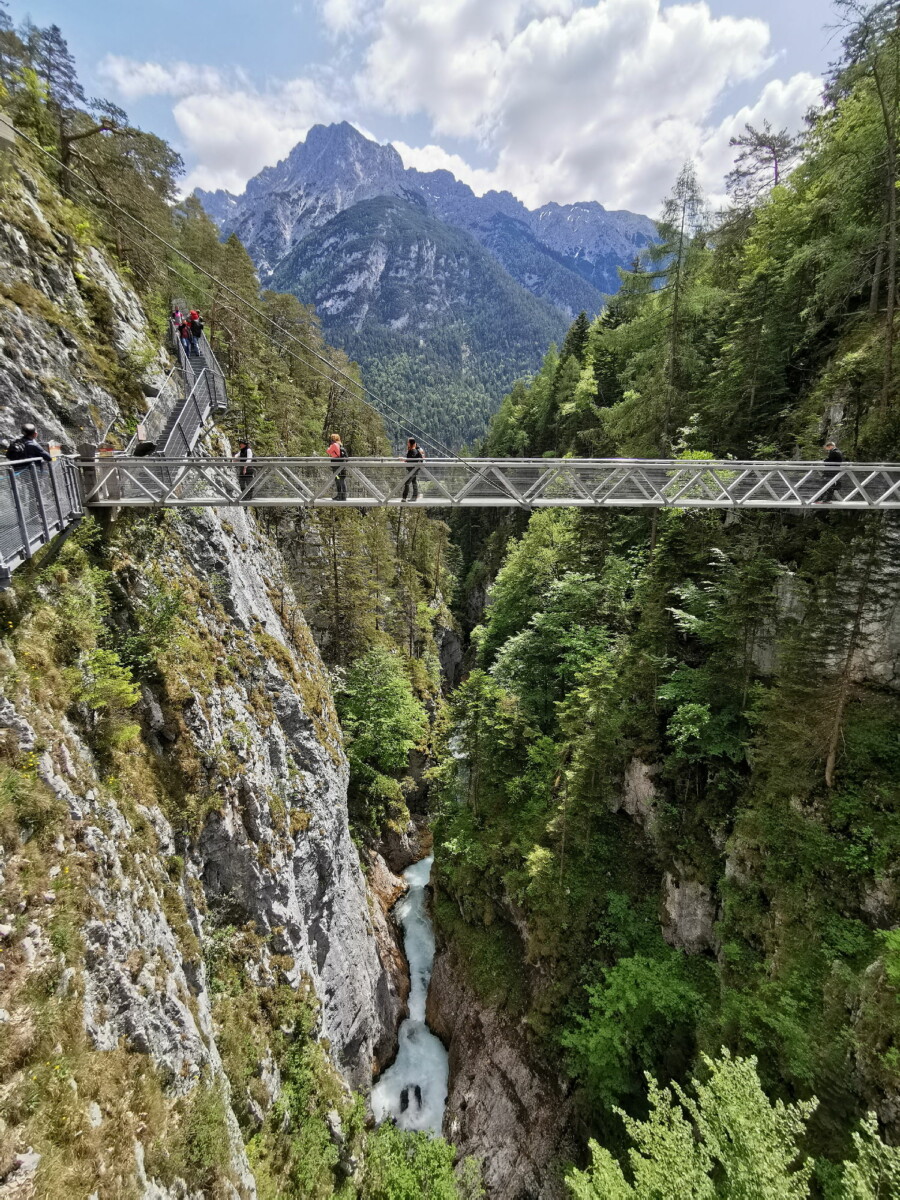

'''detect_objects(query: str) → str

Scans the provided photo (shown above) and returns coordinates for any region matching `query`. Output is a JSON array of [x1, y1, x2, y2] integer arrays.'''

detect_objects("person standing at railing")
[[5, 423, 53, 527], [401, 437, 424, 501], [5, 423, 52, 468], [234, 440, 255, 500], [189, 309, 204, 346], [326, 433, 349, 500]]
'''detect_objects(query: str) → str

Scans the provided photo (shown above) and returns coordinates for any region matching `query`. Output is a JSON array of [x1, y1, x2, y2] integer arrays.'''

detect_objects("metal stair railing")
[[125, 364, 184, 453], [1, 456, 84, 586], [161, 311, 228, 457], [162, 371, 215, 458]]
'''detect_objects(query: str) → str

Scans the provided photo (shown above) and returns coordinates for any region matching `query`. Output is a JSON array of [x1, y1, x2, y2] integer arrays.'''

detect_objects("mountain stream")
[[371, 855, 448, 1132]]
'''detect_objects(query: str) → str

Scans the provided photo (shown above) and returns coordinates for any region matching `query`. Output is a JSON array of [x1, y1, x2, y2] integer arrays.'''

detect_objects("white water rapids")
[[371, 855, 449, 1133]]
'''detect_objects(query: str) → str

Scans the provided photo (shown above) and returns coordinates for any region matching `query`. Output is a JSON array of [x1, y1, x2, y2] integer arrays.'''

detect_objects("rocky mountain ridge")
[[195, 123, 656, 445], [196, 122, 656, 308]]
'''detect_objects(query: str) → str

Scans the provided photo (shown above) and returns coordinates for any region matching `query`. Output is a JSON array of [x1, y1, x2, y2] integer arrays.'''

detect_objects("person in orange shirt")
[[326, 433, 348, 500]]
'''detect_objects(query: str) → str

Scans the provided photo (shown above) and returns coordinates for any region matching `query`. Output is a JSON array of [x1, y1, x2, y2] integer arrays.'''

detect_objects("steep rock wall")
[[1, 501, 406, 1194], [426, 943, 575, 1200], [0, 165, 405, 1194]]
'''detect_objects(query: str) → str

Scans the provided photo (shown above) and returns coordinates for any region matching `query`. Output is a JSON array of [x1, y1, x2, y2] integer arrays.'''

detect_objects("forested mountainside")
[[196, 122, 655, 446], [0, 12, 477, 1197], [268, 196, 570, 449], [430, 6, 900, 1196]]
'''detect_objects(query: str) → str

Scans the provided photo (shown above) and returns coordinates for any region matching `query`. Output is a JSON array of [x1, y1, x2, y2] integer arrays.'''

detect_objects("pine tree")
[[561, 311, 590, 364], [648, 160, 708, 453], [726, 120, 802, 206]]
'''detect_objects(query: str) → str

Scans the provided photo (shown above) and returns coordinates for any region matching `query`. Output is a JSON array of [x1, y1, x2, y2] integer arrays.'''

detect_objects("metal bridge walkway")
[[4, 454, 900, 587], [79, 456, 900, 511]]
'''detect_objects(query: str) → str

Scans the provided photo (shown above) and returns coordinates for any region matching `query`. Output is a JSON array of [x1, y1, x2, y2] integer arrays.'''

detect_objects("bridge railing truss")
[[77, 457, 900, 510], [0, 457, 84, 586]]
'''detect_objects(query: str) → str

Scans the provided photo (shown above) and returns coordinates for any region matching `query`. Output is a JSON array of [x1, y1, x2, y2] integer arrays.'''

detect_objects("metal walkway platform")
[[78, 456, 900, 510]]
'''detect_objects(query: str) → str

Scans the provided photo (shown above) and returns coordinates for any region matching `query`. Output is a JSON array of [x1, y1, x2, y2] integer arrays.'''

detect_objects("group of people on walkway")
[[227, 435, 850, 505], [327, 433, 424, 501], [171, 307, 204, 358], [233, 432, 426, 502]]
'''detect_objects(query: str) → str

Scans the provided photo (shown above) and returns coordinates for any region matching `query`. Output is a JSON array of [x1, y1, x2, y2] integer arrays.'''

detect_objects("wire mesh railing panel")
[[1, 458, 84, 583]]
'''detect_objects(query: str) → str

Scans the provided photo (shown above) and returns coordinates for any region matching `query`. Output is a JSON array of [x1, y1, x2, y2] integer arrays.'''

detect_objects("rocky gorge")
[[0, 146, 455, 1197]]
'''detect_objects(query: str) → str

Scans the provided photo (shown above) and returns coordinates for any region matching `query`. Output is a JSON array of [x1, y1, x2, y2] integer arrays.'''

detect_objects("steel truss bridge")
[[5, 304, 900, 586], [4, 454, 900, 586], [79, 455, 900, 510]]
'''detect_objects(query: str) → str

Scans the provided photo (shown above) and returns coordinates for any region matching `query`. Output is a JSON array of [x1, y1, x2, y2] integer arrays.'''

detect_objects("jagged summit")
[[194, 122, 655, 296], [194, 122, 656, 443]]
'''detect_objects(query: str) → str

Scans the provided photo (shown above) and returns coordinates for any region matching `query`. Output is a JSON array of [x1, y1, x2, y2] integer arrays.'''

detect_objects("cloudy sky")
[[23, 0, 835, 215]]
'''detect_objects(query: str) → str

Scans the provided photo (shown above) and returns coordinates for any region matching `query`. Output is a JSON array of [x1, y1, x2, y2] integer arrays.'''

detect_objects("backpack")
[[5, 439, 29, 462], [339, 445, 348, 458]]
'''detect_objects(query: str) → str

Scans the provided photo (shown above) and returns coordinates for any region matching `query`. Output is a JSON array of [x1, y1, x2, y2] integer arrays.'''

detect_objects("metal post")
[[10, 469, 29, 550], [47, 459, 64, 529], [30, 462, 51, 542]]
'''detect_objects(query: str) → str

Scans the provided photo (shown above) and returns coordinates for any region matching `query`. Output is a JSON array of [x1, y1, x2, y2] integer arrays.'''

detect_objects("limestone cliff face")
[[426, 942, 575, 1200], [0, 501, 407, 1195], [0, 167, 405, 1196]]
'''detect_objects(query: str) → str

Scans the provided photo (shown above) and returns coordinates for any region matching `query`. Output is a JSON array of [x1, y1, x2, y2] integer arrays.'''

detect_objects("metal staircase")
[[160, 301, 228, 456]]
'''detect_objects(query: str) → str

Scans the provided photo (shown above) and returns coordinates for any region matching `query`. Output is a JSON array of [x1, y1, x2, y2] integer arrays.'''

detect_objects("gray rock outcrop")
[[426, 945, 575, 1199]]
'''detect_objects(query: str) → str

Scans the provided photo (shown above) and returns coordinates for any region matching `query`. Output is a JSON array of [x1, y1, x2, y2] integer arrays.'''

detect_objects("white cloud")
[[391, 140, 500, 195], [98, 55, 226, 101], [99, 55, 339, 194], [98, 2, 825, 213], [357, 0, 813, 212]]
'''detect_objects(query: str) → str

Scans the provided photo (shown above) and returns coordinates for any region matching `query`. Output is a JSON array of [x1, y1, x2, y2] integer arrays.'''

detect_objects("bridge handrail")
[[161, 369, 213, 458], [0, 455, 84, 587], [125, 364, 184, 453], [75, 455, 900, 511]]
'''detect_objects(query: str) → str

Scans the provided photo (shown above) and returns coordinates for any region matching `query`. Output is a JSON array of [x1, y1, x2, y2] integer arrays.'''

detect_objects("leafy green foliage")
[[437, 8, 900, 1176], [360, 1123, 470, 1200], [561, 953, 711, 1108], [336, 646, 428, 831], [567, 1051, 817, 1200]]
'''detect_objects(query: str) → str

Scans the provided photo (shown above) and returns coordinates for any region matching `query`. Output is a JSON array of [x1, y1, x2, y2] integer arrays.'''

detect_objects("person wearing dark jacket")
[[819, 440, 844, 502], [401, 437, 424, 501], [5, 423, 53, 527], [234, 440, 255, 501], [9, 424, 53, 466]]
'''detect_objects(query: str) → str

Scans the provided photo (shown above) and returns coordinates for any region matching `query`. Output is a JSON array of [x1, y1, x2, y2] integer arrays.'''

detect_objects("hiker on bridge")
[[5, 424, 53, 525], [820, 440, 844, 502], [232, 439, 254, 499], [234, 440, 255, 500], [179, 318, 198, 357], [326, 433, 348, 500], [401, 437, 424, 501], [6, 424, 52, 468], [189, 310, 203, 342]]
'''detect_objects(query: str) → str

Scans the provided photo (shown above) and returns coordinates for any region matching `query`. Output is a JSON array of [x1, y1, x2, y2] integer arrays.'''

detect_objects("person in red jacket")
[[179, 319, 197, 357], [326, 433, 348, 500]]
